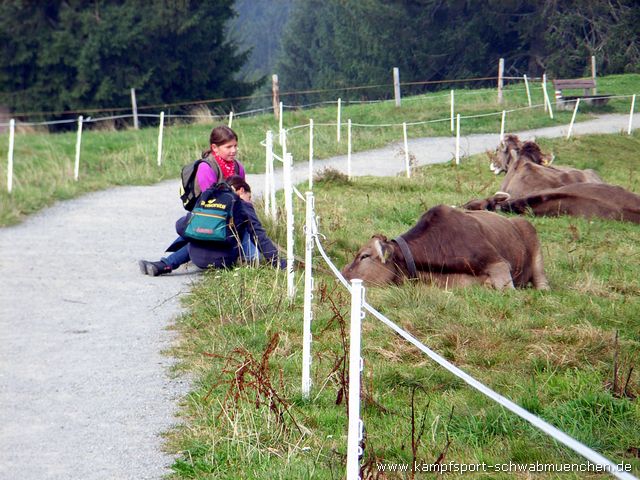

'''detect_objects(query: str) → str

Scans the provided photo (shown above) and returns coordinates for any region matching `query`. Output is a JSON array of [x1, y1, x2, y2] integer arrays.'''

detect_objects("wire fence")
[[288, 185, 638, 480]]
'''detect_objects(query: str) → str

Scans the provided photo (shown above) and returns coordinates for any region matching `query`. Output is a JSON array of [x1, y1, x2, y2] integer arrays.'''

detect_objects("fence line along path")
[[0, 113, 635, 480]]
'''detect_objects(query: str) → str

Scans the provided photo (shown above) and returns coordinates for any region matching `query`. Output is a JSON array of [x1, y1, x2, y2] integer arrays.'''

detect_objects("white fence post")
[[455, 113, 461, 165], [402, 122, 410, 178], [301, 191, 315, 399], [628, 94, 636, 135], [523, 74, 532, 107], [347, 119, 352, 180], [450, 90, 455, 132], [337, 98, 342, 143], [283, 152, 295, 299], [542, 74, 554, 119], [308, 119, 314, 189], [500, 110, 506, 142], [498, 58, 504, 103], [157, 111, 165, 167], [264, 130, 273, 217], [130, 88, 139, 130], [74, 115, 83, 181], [393, 67, 401, 107], [228, 110, 233, 128], [567, 98, 580, 139], [346, 279, 365, 480], [7, 118, 15, 193], [269, 135, 277, 221]]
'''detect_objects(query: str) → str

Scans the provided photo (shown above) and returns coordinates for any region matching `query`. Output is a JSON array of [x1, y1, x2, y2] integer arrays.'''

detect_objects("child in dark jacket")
[[225, 176, 284, 268]]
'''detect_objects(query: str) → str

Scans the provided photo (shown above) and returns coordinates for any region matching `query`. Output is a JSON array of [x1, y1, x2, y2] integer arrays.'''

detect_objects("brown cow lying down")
[[341, 205, 549, 290], [463, 184, 640, 224], [489, 135, 602, 198]]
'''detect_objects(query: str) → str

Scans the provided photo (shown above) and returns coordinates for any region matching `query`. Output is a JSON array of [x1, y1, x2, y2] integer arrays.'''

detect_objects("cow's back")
[[462, 210, 540, 287]]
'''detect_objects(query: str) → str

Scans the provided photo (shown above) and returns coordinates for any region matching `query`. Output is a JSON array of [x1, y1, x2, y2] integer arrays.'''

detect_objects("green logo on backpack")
[[183, 184, 236, 243]]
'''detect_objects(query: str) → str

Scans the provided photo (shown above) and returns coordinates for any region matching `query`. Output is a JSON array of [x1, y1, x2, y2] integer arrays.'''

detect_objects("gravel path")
[[0, 114, 634, 479]]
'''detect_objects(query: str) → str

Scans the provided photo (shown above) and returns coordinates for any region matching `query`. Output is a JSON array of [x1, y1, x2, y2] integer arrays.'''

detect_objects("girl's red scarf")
[[212, 150, 235, 179]]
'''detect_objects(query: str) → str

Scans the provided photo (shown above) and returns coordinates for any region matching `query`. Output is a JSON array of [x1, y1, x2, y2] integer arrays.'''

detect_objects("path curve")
[[0, 114, 634, 479]]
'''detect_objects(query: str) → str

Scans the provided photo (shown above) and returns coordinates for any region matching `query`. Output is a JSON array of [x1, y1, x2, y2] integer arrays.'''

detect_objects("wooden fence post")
[[591, 55, 597, 94], [272, 74, 280, 120], [393, 67, 401, 107], [7, 118, 15, 193], [498, 58, 504, 103]]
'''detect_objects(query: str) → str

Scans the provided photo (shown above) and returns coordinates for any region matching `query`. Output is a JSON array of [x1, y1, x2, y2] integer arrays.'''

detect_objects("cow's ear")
[[373, 237, 392, 264]]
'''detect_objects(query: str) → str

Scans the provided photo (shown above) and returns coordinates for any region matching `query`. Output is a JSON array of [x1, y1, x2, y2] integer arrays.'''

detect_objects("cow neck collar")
[[393, 236, 417, 280]]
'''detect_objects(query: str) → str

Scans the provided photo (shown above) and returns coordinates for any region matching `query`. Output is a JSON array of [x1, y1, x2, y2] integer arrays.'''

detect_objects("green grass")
[[165, 132, 640, 479], [1, 73, 639, 226]]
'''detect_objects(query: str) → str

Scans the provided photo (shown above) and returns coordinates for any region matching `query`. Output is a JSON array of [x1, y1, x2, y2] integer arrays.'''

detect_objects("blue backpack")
[[182, 183, 238, 243]]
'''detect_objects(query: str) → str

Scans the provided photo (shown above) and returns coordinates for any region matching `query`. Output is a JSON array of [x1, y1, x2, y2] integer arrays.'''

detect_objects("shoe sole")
[[138, 260, 149, 275], [138, 260, 160, 276]]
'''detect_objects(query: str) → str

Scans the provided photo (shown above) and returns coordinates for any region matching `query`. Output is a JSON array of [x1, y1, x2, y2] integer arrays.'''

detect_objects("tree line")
[[276, 0, 640, 102], [1, 0, 638, 122]]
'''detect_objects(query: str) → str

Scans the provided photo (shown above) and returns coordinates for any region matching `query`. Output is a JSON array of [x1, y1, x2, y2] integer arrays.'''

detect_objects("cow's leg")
[[531, 250, 549, 290], [485, 260, 515, 290]]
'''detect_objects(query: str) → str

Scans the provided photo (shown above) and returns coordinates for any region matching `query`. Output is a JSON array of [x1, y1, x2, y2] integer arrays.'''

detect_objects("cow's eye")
[[360, 253, 370, 261]]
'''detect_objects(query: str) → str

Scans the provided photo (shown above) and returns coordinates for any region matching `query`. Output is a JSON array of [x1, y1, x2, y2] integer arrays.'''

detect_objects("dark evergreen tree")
[[0, 0, 260, 121]]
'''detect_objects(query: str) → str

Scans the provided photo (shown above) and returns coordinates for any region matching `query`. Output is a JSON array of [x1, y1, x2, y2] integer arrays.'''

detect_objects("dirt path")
[[0, 114, 634, 479]]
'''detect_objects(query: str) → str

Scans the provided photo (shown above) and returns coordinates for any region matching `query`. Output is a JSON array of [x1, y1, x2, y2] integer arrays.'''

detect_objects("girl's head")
[[207, 126, 239, 162]]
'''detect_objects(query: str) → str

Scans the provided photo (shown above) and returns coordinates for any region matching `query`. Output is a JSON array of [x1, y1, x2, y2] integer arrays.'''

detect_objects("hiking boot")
[[138, 259, 172, 276]]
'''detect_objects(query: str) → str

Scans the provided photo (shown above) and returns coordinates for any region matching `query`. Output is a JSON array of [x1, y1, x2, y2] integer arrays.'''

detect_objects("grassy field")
[[165, 132, 639, 479], [0, 74, 639, 226]]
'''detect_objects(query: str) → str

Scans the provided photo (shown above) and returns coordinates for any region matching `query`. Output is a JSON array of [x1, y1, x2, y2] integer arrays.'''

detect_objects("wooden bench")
[[552, 78, 612, 109]]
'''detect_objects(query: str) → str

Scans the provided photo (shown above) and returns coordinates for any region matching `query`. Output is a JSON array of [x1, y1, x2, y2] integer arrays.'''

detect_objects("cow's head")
[[462, 192, 511, 211], [341, 235, 399, 285], [490, 135, 521, 174]]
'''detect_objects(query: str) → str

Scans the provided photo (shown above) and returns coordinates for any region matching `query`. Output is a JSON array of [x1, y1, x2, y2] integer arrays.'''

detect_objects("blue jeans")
[[162, 242, 190, 270], [241, 231, 260, 263]]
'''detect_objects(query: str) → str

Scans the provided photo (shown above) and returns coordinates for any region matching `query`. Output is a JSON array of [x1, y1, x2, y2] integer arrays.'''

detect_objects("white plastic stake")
[[628, 94, 636, 135], [500, 110, 506, 142], [264, 130, 273, 217], [283, 152, 295, 299], [345, 279, 364, 480], [7, 119, 15, 193], [337, 98, 342, 143], [228, 110, 233, 128], [455, 113, 461, 165], [403, 122, 410, 178], [74, 115, 83, 181], [301, 191, 315, 399], [567, 98, 580, 139], [157, 111, 165, 167], [347, 119, 352, 179], [308, 119, 314, 189], [523, 74, 532, 107], [450, 90, 455, 132]]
